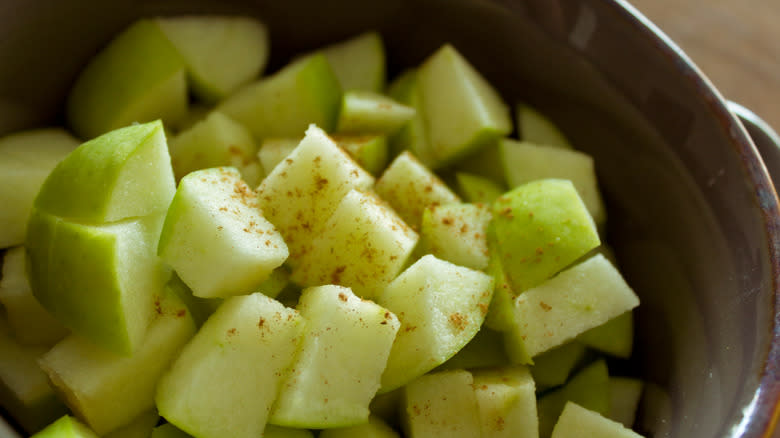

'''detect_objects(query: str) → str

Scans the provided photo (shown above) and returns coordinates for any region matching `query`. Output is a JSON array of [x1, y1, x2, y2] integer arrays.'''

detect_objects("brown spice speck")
[[449, 313, 467, 331], [539, 302, 552, 311]]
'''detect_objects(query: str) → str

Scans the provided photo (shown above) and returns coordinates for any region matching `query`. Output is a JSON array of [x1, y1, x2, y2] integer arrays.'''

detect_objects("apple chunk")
[[39, 289, 196, 436], [155, 293, 304, 438], [158, 167, 288, 298], [378, 255, 493, 392], [270, 285, 400, 428], [33, 120, 175, 224], [30, 416, 98, 438], [67, 20, 187, 139], [551, 402, 644, 438], [156, 15, 269, 102], [402, 370, 482, 438], [0, 128, 78, 248], [321, 32, 386, 92]]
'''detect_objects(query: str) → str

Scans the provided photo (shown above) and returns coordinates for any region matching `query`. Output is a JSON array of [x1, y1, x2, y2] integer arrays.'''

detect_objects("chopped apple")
[[418, 44, 512, 166], [506, 254, 639, 360], [270, 285, 400, 428], [375, 151, 460, 228], [378, 255, 493, 392], [39, 289, 196, 436], [332, 134, 389, 175], [155, 293, 304, 438], [158, 167, 288, 298], [402, 370, 482, 438], [491, 179, 600, 293], [499, 139, 605, 225], [67, 20, 187, 139], [516, 103, 572, 149], [551, 402, 645, 438], [0, 128, 78, 248], [607, 377, 643, 428], [290, 189, 418, 300], [168, 111, 259, 182], [256, 125, 374, 263], [151, 423, 191, 438], [0, 318, 67, 434], [530, 342, 587, 391], [577, 311, 634, 358], [321, 32, 385, 92], [257, 138, 300, 175], [436, 327, 509, 371], [33, 120, 175, 223], [26, 210, 170, 355], [0, 247, 68, 346], [218, 54, 341, 139], [336, 91, 414, 135], [30, 416, 98, 438], [156, 15, 269, 102], [419, 202, 491, 270], [472, 366, 538, 438], [264, 425, 315, 438]]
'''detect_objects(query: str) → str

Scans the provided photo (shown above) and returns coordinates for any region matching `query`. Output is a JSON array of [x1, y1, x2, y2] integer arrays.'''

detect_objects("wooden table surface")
[[628, 0, 780, 132]]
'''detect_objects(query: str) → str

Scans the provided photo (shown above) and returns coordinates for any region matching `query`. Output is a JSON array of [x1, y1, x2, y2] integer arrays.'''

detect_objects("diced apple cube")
[[499, 139, 605, 225], [155, 293, 304, 438], [454, 172, 505, 204], [0, 247, 68, 346], [39, 290, 196, 435], [0, 128, 78, 248], [257, 138, 300, 175], [516, 103, 572, 149], [168, 111, 259, 182], [156, 16, 269, 102], [418, 44, 512, 166], [491, 179, 600, 293], [386, 69, 436, 167], [321, 32, 386, 92], [530, 342, 587, 391], [67, 20, 187, 139], [257, 125, 374, 263], [419, 202, 491, 270], [551, 402, 645, 438], [270, 285, 400, 428], [608, 377, 643, 428], [402, 370, 482, 438], [290, 189, 418, 300], [473, 366, 538, 438], [0, 318, 67, 434], [507, 254, 639, 360], [218, 54, 341, 139], [436, 327, 509, 371], [332, 134, 389, 175], [336, 91, 415, 135], [375, 151, 460, 228], [158, 167, 288, 298], [378, 255, 493, 392]]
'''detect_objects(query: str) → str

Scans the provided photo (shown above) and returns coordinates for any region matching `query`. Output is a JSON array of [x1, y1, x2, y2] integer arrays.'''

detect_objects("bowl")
[[1, 0, 779, 437]]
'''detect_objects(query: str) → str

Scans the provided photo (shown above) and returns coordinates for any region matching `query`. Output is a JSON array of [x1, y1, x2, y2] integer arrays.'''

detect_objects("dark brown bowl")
[[1, 0, 779, 437]]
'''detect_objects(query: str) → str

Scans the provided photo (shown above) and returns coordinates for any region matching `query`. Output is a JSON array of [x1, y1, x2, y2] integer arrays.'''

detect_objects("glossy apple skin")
[[1, 1, 779, 437]]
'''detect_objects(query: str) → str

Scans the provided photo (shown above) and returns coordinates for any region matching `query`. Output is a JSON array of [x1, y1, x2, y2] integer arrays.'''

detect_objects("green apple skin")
[[386, 69, 437, 168], [0, 128, 78, 248], [156, 15, 269, 102], [30, 416, 99, 438], [67, 20, 187, 140], [26, 209, 170, 355], [332, 134, 389, 175], [551, 402, 644, 438], [454, 172, 505, 204], [218, 54, 342, 139], [33, 120, 175, 224], [335, 91, 415, 135]]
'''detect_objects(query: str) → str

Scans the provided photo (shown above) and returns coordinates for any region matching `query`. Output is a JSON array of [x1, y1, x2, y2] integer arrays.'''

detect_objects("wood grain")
[[628, 0, 780, 131]]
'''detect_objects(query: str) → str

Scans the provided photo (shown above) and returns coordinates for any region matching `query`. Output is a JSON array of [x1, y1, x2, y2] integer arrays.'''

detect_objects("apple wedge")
[[158, 167, 288, 298], [551, 402, 645, 438], [156, 15, 269, 102], [418, 44, 512, 166], [270, 286, 400, 428], [0, 128, 78, 248], [30, 416, 98, 438], [67, 20, 187, 139], [336, 91, 415, 135], [39, 289, 196, 435], [378, 255, 493, 392], [454, 172, 505, 204], [218, 54, 342, 139], [155, 293, 304, 438], [387, 69, 436, 167], [332, 134, 389, 175], [516, 103, 572, 149], [103, 410, 159, 438]]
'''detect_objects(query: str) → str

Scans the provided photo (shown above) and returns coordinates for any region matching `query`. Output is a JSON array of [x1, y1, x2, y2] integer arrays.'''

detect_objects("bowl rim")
[[611, 0, 780, 436]]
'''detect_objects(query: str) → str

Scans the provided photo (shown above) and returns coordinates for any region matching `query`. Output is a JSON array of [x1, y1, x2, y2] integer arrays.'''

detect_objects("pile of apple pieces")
[[0, 15, 648, 438]]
